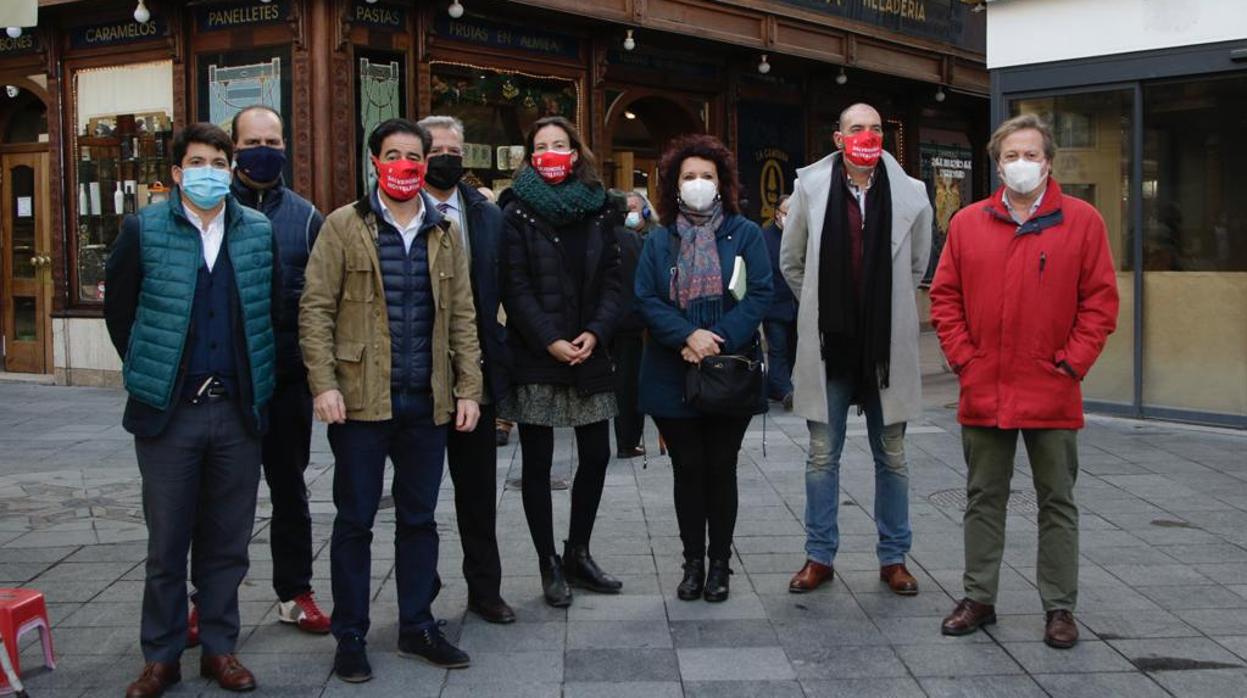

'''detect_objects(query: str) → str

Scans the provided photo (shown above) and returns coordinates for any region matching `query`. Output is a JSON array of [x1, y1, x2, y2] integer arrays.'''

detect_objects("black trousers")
[[655, 415, 751, 561], [612, 333, 644, 452], [136, 399, 261, 663], [518, 420, 611, 559], [260, 377, 314, 602], [446, 401, 504, 603]]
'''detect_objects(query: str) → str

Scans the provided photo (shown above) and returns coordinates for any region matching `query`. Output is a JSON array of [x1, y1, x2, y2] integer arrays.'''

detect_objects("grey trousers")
[[135, 399, 261, 663]]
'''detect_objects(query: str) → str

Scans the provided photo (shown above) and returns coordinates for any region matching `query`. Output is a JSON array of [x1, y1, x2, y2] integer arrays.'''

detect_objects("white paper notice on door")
[[17, 196, 31, 218]]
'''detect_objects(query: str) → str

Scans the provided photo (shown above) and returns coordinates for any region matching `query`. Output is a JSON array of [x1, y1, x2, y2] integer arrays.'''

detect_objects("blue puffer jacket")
[[373, 190, 439, 394], [231, 178, 323, 382], [636, 213, 774, 419]]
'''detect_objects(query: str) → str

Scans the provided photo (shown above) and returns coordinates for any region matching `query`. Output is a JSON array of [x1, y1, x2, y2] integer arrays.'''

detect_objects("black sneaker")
[[398, 620, 471, 669], [334, 634, 372, 683]]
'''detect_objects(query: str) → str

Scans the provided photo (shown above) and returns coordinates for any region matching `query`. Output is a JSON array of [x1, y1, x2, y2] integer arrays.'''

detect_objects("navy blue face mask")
[[234, 145, 286, 185]]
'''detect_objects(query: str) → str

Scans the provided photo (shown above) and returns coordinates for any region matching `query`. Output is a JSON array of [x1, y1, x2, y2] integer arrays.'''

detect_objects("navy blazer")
[[455, 182, 510, 403], [635, 213, 773, 419]]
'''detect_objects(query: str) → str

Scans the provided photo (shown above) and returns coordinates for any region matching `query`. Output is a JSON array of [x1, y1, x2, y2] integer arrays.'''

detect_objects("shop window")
[[196, 46, 294, 182], [1139, 74, 1247, 416], [356, 50, 406, 194], [71, 60, 174, 303], [430, 62, 580, 192], [1011, 90, 1133, 407]]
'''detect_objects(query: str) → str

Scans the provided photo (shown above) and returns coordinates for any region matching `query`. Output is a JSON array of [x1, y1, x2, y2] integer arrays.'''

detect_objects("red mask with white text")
[[841, 130, 883, 168], [372, 155, 425, 201], [531, 150, 576, 184]]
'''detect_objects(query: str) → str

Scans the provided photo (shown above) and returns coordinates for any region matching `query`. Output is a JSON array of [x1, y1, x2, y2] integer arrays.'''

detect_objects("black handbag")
[[685, 350, 767, 417]]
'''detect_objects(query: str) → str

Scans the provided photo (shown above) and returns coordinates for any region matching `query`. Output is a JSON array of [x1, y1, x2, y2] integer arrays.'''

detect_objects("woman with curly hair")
[[635, 134, 773, 602], [497, 116, 625, 607]]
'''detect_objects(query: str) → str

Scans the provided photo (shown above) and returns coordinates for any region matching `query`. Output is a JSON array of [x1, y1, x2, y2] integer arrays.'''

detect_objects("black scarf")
[[817, 157, 893, 404]]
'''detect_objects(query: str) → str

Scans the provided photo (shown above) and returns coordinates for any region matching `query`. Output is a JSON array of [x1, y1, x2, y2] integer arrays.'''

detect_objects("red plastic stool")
[[0, 589, 55, 694]]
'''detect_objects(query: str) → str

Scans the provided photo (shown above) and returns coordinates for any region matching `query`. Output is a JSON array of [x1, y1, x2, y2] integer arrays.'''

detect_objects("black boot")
[[539, 555, 572, 608], [704, 559, 732, 602], [677, 558, 705, 601], [562, 541, 623, 594]]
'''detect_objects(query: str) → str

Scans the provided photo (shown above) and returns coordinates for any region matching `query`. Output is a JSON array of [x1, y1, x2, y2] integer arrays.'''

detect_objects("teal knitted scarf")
[[511, 165, 607, 226]]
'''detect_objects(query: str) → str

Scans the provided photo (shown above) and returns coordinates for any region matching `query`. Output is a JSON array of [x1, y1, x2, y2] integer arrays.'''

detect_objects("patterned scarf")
[[670, 201, 725, 328], [510, 164, 607, 226]]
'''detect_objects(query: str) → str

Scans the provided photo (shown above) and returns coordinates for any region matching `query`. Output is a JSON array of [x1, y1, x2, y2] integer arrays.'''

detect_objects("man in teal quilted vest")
[[104, 122, 281, 698]]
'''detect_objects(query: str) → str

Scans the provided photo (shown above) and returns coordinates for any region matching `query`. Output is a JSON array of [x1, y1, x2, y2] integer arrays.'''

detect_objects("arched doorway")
[[0, 83, 52, 374], [605, 91, 704, 205]]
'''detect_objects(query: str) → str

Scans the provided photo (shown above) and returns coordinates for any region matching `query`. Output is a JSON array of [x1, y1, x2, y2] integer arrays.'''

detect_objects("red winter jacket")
[[929, 180, 1119, 429]]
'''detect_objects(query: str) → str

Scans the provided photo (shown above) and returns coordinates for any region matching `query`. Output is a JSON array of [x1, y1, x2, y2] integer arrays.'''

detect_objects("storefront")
[[989, 0, 1247, 427], [0, 0, 987, 386]]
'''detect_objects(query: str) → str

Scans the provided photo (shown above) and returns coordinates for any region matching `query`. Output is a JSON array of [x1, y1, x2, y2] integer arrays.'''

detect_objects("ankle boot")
[[677, 557, 705, 601], [704, 559, 732, 602], [562, 541, 623, 594], [539, 555, 572, 607]]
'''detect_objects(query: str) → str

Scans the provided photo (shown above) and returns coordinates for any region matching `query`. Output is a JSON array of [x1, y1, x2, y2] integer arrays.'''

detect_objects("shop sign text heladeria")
[[774, 0, 985, 52]]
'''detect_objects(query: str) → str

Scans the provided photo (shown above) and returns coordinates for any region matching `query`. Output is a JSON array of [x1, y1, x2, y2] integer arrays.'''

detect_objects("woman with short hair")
[[635, 134, 773, 602]]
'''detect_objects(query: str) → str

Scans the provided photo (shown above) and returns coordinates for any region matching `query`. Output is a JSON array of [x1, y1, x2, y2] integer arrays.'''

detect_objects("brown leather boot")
[[880, 564, 919, 596], [1044, 609, 1079, 649], [125, 662, 181, 698], [200, 654, 257, 692], [941, 598, 997, 636], [788, 560, 834, 593]]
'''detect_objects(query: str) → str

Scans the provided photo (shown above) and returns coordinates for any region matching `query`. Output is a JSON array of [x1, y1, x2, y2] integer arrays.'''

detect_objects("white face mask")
[[1000, 159, 1045, 195], [680, 178, 718, 211]]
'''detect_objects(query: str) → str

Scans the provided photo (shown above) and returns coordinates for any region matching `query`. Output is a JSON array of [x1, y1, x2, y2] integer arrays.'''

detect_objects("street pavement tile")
[[675, 646, 796, 681], [1104, 563, 1214, 586], [874, 616, 995, 645], [1137, 584, 1247, 610], [442, 650, 563, 685], [1001, 640, 1136, 673], [1213, 635, 1247, 661], [918, 675, 1048, 697], [1079, 609, 1202, 639], [456, 619, 564, 653], [439, 684, 561, 697], [664, 592, 769, 621], [54, 601, 141, 627], [567, 619, 673, 649], [785, 643, 908, 680], [896, 643, 1025, 677], [562, 681, 683, 698], [757, 592, 867, 622], [684, 679, 804, 697], [1175, 608, 1247, 636], [240, 622, 337, 654], [564, 648, 680, 682], [800, 677, 926, 697], [1109, 637, 1246, 670], [1149, 669, 1247, 697], [0, 561, 53, 582], [668, 619, 778, 648], [772, 617, 889, 647], [1033, 671, 1173, 697], [566, 594, 666, 621]]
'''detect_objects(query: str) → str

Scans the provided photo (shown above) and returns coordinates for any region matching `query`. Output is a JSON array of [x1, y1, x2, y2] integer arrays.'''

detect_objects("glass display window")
[[196, 45, 294, 183], [429, 61, 581, 193], [356, 50, 406, 194], [70, 60, 174, 303]]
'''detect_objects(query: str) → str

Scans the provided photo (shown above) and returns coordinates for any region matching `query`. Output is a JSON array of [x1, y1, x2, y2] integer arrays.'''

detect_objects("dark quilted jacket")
[[499, 189, 624, 396], [374, 194, 436, 394]]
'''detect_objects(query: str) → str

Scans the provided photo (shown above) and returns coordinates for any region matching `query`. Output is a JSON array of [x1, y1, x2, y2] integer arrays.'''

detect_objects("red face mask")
[[841, 130, 883, 168], [531, 150, 576, 184], [372, 155, 425, 201]]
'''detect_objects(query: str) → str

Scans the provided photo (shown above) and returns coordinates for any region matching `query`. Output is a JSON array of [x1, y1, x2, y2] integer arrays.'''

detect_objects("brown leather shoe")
[[1044, 609, 1079, 649], [200, 654, 257, 692], [880, 564, 919, 596], [788, 560, 834, 593], [125, 662, 181, 698], [941, 597, 997, 636]]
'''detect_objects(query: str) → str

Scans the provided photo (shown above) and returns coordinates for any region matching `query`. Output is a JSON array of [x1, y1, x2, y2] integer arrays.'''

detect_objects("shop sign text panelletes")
[[434, 15, 580, 60], [774, 0, 984, 52], [352, 0, 406, 30], [196, 1, 290, 33], [69, 17, 169, 50]]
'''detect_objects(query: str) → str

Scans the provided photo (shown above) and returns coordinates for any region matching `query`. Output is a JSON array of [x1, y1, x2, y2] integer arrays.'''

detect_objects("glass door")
[[2, 152, 51, 373]]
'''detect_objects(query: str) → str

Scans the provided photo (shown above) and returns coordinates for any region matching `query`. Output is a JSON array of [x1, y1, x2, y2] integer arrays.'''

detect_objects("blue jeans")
[[804, 377, 911, 566], [328, 392, 447, 640], [763, 320, 796, 400]]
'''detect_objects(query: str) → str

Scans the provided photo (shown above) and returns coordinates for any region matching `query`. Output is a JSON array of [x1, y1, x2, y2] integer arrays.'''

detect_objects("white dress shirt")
[[1003, 186, 1047, 225], [378, 194, 427, 254], [183, 204, 225, 271], [431, 188, 470, 255]]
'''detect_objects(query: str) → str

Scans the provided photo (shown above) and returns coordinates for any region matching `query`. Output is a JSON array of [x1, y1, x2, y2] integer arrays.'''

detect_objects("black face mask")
[[425, 154, 465, 190]]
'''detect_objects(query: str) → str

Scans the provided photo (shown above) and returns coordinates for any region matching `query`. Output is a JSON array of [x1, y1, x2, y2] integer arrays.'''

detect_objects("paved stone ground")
[[4, 333, 1247, 696]]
